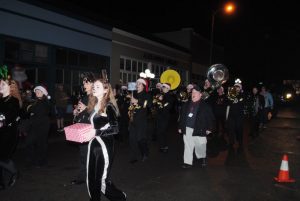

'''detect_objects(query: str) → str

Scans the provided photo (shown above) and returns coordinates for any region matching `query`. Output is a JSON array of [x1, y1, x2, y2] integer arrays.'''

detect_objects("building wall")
[[0, 0, 112, 56], [0, 0, 112, 95], [112, 28, 191, 87], [155, 28, 225, 82]]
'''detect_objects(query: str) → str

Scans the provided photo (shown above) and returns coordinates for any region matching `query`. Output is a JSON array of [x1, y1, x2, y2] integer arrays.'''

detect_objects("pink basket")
[[64, 123, 94, 143]]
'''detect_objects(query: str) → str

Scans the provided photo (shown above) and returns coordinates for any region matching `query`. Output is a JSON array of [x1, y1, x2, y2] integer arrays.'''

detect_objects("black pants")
[[227, 117, 244, 146], [0, 159, 18, 187], [76, 143, 88, 181], [129, 124, 149, 160], [156, 115, 169, 149], [87, 136, 126, 201]]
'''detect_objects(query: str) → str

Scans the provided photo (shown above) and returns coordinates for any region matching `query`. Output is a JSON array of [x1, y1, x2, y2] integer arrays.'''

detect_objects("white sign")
[[128, 82, 136, 91]]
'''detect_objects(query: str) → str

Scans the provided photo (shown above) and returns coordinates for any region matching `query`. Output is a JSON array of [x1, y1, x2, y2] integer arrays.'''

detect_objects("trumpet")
[[152, 93, 163, 107], [227, 86, 239, 101], [177, 90, 189, 102]]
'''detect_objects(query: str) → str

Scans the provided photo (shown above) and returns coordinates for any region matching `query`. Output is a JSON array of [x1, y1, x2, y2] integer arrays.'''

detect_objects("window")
[[56, 69, 64, 83], [143, 63, 147, 71], [132, 60, 137, 72], [120, 58, 125, 70], [69, 51, 78, 65], [56, 48, 67, 65], [128, 74, 131, 82], [37, 68, 47, 83], [125, 59, 131, 71], [79, 54, 88, 66], [138, 62, 142, 72], [5, 40, 19, 60], [122, 73, 127, 83]]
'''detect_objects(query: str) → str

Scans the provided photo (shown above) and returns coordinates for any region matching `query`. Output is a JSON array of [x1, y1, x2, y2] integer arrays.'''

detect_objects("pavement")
[[1, 106, 300, 201]]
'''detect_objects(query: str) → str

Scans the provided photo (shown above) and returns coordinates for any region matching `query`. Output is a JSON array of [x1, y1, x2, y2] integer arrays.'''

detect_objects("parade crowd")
[[0, 65, 276, 201]]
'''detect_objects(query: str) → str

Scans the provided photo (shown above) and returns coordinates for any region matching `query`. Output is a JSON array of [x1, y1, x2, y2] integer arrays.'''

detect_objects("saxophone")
[[128, 103, 141, 122]]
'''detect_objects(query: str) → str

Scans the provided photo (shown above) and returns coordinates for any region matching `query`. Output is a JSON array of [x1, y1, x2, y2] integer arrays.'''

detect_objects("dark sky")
[[36, 0, 300, 84]]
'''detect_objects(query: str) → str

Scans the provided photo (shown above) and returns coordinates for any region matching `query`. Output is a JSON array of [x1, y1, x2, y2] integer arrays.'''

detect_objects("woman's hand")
[[77, 101, 87, 112], [131, 97, 138, 105]]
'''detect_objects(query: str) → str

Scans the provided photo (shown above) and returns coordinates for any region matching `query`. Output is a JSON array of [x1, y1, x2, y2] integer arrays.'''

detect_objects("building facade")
[[112, 28, 191, 88], [0, 0, 112, 95]]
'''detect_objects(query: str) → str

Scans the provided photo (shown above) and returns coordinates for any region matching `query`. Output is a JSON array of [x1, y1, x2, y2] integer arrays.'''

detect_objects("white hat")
[[34, 85, 51, 99], [121, 85, 127, 90], [136, 78, 147, 86], [187, 84, 194, 90], [162, 83, 171, 90]]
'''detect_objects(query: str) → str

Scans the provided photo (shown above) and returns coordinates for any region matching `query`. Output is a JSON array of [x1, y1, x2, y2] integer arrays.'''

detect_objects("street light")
[[209, 2, 235, 65]]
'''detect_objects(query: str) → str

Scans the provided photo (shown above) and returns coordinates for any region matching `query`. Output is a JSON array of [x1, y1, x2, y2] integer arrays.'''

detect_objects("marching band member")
[[85, 78, 126, 201], [156, 83, 174, 153], [128, 78, 150, 163], [0, 70, 20, 189], [178, 85, 215, 168], [70, 72, 96, 185], [226, 82, 245, 152], [186, 84, 194, 100]]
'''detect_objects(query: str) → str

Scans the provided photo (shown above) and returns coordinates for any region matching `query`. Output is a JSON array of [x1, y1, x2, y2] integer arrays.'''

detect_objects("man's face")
[[252, 87, 258, 94], [191, 89, 201, 102], [162, 86, 169, 93], [35, 89, 44, 98], [235, 86, 241, 93], [136, 81, 144, 93]]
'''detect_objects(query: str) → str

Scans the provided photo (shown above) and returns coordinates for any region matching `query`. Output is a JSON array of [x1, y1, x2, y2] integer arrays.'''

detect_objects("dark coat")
[[27, 97, 51, 139], [0, 96, 20, 159], [179, 100, 215, 136]]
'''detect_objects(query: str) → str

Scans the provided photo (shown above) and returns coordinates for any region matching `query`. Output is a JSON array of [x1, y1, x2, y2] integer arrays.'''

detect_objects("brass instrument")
[[207, 64, 229, 90], [128, 102, 141, 122], [160, 69, 181, 90], [202, 64, 229, 100], [177, 90, 189, 102], [227, 86, 239, 101]]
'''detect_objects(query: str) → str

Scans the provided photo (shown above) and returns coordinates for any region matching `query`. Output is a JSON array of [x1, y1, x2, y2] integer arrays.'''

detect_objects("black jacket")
[[179, 100, 215, 136]]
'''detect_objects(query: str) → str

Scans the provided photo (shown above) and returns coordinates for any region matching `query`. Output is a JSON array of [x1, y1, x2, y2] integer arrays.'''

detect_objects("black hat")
[[192, 84, 204, 92]]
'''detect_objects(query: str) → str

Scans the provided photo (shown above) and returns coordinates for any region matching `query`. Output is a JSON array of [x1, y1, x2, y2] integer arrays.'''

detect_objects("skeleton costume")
[[87, 102, 126, 201]]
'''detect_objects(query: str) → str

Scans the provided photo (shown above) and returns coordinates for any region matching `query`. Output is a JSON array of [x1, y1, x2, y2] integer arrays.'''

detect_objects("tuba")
[[207, 64, 229, 90], [160, 69, 181, 90], [202, 64, 229, 100]]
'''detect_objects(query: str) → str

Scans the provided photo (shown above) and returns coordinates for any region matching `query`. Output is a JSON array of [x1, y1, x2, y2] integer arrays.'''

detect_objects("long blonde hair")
[[87, 79, 120, 116]]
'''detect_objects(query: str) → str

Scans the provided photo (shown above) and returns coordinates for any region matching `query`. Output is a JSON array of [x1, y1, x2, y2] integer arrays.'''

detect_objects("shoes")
[[141, 155, 148, 162], [181, 163, 192, 169], [122, 192, 127, 200], [57, 128, 64, 132], [159, 147, 169, 153], [201, 158, 207, 168], [8, 172, 19, 188], [129, 159, 138, 164], [71, 180, 85, 185]]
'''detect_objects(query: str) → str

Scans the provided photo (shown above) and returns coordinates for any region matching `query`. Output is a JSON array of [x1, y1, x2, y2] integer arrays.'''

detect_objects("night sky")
[[35, 0, 300, 85]]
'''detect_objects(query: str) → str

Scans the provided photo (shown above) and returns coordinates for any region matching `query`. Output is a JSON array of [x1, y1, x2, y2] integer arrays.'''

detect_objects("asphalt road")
[[1, 105, 300, 201]]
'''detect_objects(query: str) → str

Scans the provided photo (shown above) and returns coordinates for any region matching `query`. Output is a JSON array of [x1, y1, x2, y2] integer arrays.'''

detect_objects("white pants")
[[183, 127, 207, 165]]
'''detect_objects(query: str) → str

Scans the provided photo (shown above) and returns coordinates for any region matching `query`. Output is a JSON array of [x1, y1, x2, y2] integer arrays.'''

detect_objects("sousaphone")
[[207, 63, 229, 89], [160, 69, 181, 90]]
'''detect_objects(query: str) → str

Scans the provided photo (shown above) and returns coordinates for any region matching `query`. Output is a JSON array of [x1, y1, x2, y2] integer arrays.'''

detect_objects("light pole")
[[209, 2, 235, 65]]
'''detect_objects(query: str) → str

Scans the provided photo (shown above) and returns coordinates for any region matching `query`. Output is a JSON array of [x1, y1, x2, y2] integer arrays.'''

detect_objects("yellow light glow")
[[224, 2, 235, 14], [286, 93, 292, 99]]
